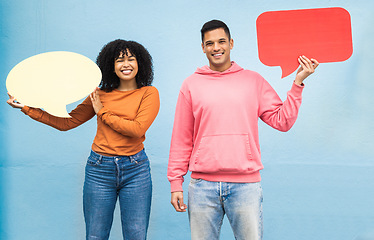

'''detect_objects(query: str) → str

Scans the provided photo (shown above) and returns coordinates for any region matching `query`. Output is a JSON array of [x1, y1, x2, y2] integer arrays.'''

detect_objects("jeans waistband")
[[89, 149, 146, 162]]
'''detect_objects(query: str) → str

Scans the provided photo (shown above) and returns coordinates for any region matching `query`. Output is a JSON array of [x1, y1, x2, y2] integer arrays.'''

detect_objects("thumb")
[[179, 195, 188, 210], [179, 195, 185, 209]]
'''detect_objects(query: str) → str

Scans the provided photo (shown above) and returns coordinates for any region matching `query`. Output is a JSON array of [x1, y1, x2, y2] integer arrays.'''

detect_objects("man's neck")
[[209, 61, 232, 72]]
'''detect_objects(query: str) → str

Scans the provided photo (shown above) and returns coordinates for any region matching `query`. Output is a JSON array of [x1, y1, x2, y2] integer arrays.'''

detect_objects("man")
[[167, 19, 318, 240]]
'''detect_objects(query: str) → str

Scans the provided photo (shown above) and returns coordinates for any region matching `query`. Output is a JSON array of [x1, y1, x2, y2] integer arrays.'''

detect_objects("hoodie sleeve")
[[258, 81, 304, 132], [167, 89, 195, 192]]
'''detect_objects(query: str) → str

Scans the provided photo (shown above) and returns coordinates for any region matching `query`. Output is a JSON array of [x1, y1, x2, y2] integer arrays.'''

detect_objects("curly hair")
[[96, 39, 154, 92]]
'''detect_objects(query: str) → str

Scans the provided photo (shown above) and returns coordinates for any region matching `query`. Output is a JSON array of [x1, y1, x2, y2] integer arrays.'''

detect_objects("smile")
[[121, 69, 132, 75]]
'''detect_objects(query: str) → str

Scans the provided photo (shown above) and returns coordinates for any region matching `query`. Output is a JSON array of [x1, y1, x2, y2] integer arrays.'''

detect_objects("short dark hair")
[[201, 20, 231, 42], [96, 39, 154, 92]]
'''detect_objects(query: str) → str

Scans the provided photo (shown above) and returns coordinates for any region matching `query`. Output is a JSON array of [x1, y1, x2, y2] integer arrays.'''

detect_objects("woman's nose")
[[123, 60, 130, 66]]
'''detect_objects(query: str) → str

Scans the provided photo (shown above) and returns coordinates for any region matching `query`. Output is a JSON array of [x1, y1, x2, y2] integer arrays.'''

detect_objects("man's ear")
[[201, 42, 206, 53], [230, 38, 234, 50]]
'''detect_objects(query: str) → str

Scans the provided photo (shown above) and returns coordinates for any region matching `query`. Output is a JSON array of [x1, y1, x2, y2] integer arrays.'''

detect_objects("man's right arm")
[[167, 90, 194, 212]]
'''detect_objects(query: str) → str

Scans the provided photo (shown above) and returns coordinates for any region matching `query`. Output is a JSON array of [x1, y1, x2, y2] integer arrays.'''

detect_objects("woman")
[[7, 39, 160, 240]]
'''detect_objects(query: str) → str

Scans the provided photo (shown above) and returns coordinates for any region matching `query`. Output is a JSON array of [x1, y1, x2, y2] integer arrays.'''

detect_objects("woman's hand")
[[295, 56, 319, 85], [90, 87, 103, 114], [7, 93, 24, 109]]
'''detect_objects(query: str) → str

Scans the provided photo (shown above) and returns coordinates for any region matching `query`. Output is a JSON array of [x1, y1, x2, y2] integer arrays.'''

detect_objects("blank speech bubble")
[[256, 7, 353, 78], [6, 51, 102, 117]]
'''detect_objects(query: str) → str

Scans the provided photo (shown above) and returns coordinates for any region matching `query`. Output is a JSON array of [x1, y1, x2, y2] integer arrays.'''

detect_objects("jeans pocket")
[[131, 150, 149, 165], [86, 156, 101, 166], [131, 158, 149, 168], [190, 178, 203, 185]]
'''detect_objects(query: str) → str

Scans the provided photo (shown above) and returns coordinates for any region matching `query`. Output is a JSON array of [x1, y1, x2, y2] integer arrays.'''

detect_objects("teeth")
[[122, 70, 131, 74], [213, 53, 223, 56]]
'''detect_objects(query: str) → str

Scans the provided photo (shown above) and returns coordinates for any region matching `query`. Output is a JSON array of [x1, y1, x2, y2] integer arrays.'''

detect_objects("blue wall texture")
[[1, 0, 373, 239]]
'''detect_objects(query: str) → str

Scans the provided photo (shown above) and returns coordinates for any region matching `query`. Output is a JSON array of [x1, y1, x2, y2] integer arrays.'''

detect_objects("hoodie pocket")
[[192, 134, 257, 173]]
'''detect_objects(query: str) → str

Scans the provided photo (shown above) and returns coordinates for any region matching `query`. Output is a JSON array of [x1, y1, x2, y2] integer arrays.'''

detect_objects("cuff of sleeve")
[[97, 107, 109, 119], [170, 180, 184, 193], [21, 106, 30, 114], [293, 81, 305, 87], [292, 81, 305, 94]]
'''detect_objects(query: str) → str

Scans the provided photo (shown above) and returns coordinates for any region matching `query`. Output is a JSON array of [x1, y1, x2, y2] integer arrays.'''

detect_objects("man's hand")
[[171, 191, 187, 212], [90, 87, 103, 114], [295, 55, 319, 85]]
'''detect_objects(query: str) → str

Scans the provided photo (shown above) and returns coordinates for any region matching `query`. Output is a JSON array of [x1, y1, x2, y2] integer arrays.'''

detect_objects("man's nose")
[[213, 42, 220, 51]]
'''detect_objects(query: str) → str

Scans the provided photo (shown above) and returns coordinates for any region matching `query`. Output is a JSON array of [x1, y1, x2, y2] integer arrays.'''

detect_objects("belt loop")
[[99, 155, 103, 163]]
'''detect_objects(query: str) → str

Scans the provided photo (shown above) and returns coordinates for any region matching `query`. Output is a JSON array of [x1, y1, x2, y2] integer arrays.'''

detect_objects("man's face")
[[202, 28, 234, 72]]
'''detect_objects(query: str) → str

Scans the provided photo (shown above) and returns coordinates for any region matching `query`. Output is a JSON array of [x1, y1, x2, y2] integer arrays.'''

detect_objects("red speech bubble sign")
[[256, 7, 353, 78]]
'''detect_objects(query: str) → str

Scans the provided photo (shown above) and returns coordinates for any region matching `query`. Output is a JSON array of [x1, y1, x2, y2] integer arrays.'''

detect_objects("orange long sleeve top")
[[21, 86, 160, 156]]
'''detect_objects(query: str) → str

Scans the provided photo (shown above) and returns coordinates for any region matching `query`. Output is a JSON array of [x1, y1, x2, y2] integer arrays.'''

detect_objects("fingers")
[[311, 58, 319, 69], [89, 92, 94, 103], [91, 88, 101, 99], [90, 88, 98, 102], [6, 98, 12, 105], [298, 55, 318, 73], [93, 87, 100, 96], [7, 94, 14, 104], [7, 98, 24, 108], [171, 192, 187, 212], [7, 92, 16, 103], [6, 92, 24, 109], [298, 56, 312, 70], [90, 88, 103, 114], [295, 56, 319, 84]]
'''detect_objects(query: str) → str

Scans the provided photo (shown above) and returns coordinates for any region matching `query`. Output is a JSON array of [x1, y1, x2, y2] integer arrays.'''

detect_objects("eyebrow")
[[116, 54, 135, 60], [204, 38, 227, 44]]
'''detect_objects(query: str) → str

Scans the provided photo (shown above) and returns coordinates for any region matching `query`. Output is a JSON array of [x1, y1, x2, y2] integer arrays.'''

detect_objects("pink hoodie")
[[168, 62, 304, 192]]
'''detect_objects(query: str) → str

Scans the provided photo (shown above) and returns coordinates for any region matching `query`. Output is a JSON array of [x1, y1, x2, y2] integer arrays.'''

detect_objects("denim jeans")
[[83, 149, 152, 240], [188, 179, 263, 240]]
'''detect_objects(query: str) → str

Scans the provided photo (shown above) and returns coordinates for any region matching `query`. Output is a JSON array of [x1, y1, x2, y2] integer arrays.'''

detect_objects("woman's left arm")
[[92, 87, 160, 138]]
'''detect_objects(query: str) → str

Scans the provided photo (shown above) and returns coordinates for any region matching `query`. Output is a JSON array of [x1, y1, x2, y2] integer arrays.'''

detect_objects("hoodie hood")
[[195, 61, 243, 75]]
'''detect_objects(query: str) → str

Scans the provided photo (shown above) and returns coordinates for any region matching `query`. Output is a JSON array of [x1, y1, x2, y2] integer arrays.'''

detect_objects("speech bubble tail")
[[43, 104, 71, 118], [280, 65, 298, 79]]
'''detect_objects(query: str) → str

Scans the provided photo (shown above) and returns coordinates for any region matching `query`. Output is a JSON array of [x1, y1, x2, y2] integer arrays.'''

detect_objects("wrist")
[[294, 79, 304, 86]]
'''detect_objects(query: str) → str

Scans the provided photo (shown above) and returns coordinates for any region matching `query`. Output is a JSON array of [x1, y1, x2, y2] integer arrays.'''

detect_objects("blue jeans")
[[188, 179, 263, 240], [83, 149, 152, 240]]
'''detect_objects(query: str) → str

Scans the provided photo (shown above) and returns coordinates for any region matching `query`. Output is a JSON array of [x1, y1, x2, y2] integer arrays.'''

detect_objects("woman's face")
[[114, 49, 138, 83]]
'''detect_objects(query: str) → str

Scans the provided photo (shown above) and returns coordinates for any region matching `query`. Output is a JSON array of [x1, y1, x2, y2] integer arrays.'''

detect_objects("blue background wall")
[[1, 0, 373, 239]]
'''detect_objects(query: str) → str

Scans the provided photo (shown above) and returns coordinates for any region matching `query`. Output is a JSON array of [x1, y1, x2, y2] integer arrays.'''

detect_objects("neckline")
[[113, 88, 139, 93]]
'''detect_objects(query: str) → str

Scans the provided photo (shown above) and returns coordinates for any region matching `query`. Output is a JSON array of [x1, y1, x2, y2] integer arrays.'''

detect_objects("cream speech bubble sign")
[[6, 51, 102, 117]]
